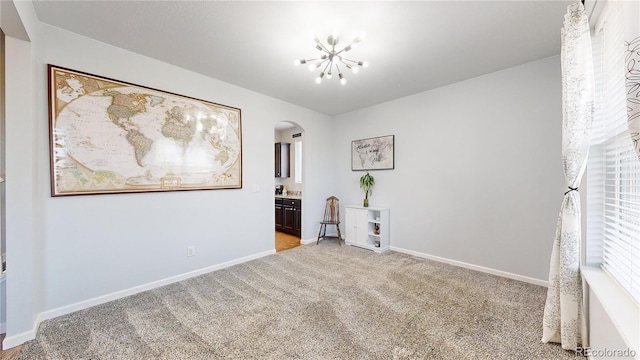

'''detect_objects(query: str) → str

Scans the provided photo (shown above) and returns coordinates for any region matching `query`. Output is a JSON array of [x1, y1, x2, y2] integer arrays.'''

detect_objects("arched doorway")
[[274, 121, 304, 252]]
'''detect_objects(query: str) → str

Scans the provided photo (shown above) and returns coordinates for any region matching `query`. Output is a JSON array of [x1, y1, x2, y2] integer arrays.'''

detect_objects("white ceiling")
[[31, 0, 573, 116]]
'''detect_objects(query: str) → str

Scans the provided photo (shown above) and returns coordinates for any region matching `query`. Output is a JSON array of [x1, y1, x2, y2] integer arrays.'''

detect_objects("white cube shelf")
[[345, 206, 390, 253]]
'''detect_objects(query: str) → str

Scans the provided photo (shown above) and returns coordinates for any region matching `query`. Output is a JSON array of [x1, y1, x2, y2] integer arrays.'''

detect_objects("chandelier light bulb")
[[327, 72, 333, 79], [352, 67, 359, 74], [315, 77, 322, 84], [339, 73, 346, 85]]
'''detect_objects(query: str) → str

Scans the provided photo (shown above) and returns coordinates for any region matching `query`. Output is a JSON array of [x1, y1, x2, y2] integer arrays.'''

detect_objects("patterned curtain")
[[626, 32, 640, 159], [542, 1, 594, 351]]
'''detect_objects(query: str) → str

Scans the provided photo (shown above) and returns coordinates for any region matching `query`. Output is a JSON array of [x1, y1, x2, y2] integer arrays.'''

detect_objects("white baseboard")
[[3, 328, 36, 349], [300, 237, 316, 245], [390, 246, 549, 288], [301, 235, 346, 246], [0, 273, 5, 334], [3, 249, 276, 348]]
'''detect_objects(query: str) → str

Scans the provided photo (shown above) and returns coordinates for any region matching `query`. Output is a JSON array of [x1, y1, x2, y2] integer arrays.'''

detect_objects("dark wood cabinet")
[[283, 203, 295, 232], [275, 198, 301, 237], [293, 204, 302, 236], [275, 142, 290, 177], [275, 198, 284, 231]]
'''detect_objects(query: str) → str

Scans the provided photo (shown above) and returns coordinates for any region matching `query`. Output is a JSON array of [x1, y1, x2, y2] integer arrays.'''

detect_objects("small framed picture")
[[351, 135, 394, 171]]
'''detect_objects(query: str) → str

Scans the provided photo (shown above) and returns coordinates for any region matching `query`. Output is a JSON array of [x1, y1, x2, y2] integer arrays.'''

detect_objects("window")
[[587, 1, 640, 303], [294, 140, 302, 183], [590, 132, 640, 302]]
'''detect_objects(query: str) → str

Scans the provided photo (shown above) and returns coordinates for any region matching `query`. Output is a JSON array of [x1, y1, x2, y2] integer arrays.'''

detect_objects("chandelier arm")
[[312, 58, 330, 70], [302, 57, 323, 63], [306, 57, 331, 67], [335, 62, 343, 75], [347, 37, 360, 46], [340, 57, 359, 64], [335, 38, 359, 56], [321, 61, 331, 74], [315, 41, 332, 54]]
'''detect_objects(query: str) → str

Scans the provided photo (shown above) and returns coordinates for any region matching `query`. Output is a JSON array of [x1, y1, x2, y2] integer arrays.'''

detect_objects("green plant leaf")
[[359, 172, 375, 198]]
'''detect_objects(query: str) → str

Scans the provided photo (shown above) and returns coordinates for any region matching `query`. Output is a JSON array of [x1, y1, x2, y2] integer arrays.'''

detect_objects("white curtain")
[[542, 1, 594, 351]]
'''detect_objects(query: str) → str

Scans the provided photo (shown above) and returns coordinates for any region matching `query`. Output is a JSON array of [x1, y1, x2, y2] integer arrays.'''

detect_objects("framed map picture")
[[48, 65, 242, 196], [351, 135, 394, 171]]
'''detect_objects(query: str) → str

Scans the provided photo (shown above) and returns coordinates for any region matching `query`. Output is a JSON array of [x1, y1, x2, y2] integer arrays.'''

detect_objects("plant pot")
[[363, 198, 369, 207]]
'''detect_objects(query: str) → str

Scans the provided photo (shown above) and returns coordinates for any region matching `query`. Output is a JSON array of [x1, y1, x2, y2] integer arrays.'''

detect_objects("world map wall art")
[[48, 65, 242, 196], [351, 135, 394, 171]]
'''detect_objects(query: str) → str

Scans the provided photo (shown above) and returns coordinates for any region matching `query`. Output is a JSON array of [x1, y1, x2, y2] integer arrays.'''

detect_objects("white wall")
[[333, 56, 564, 282], [0, 29, 4, 334], [4, 34, 38, 342], [588, 288, 637, 359], [3, 3, 334, 344], [35, 25, 334, 310]]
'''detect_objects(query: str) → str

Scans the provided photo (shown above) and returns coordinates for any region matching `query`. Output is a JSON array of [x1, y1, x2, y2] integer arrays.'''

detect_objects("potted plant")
[[359, 172, 375, 207]]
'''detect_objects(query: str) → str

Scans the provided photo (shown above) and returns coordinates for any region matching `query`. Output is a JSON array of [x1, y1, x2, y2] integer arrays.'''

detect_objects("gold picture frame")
[[48, 65, 242, 196]]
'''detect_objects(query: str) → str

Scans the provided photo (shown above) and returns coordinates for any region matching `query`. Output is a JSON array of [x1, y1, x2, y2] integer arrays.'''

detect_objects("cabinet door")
[[275, 203, 283, 231], [346, 208, 368, 246], [274, 144, 281, 177], [355, 210, 369, 246], [283, 204, 295, 232], [345, 208, 357, 243], [293, 208, 301, 237], [274, 142, 290, 178]]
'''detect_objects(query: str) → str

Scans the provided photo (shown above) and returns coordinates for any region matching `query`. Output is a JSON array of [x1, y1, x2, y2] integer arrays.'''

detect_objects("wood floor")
[[0, 234, 299, 360], [0, 334, 22, 360], [275, 231, 301, 252]]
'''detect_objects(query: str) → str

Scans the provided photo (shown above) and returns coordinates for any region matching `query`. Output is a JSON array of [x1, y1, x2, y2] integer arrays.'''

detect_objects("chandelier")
[[294, 34, 368, 85]]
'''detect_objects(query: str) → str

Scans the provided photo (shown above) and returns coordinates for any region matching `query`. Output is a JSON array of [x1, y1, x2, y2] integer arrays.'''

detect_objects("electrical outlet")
[[187, 246, 195, 257]]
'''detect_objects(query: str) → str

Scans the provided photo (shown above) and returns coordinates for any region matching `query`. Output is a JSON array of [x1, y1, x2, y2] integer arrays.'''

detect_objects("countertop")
[[275, 194, 302, 200]]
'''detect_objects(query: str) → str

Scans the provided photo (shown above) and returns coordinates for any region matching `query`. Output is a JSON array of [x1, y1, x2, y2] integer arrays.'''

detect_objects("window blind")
[[587, 1, 640, 303]]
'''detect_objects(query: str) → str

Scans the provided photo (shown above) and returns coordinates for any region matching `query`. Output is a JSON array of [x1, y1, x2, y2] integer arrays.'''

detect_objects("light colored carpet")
[[18, 242, 579, 359]]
